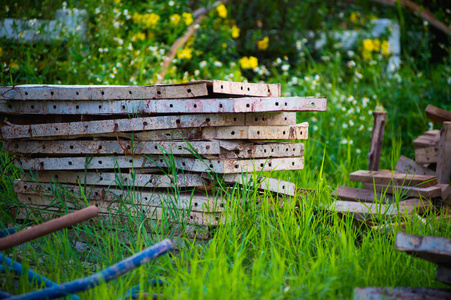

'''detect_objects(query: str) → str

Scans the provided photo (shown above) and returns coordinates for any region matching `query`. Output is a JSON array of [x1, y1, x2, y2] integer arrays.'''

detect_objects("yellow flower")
[[231, 25, 240, 38], [257, 36, 269, 50], [239, 56, 258, 69], [381, 40, 390, 55], [0, 48, 3, 57], [372, 39, 380, 52], [114, 0, 121, 4], [362, 50, 372, 60], [170, 14, 181, 26], [216, 4, 227, 18], [363, 39, 374, 52], [177, 47, 193, 60], [182, 12, 193, 26], [350, 12, 358, 23], [222, 43, 227, 49], [248, 56, 258, 69], [144, 13, 160, 27], [132, 32, 146, 41]]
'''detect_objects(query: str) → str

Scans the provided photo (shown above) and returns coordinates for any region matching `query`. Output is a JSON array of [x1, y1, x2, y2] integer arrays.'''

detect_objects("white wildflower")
[[281, 64, 290, 71], [347, 60, 356, 68]]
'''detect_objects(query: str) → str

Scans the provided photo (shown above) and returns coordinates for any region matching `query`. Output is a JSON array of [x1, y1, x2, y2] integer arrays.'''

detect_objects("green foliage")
[[0, 1, 451, 299]]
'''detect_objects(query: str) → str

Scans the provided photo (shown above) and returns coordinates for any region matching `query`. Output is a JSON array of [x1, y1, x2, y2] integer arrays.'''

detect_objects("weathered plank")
[[211, 80, 281, 97], [14, 201, 223, 226], [395, 232, 451, 267], [0, 112, 296, 140], [436, 122, 451, 184], [353, 287, 451, 300], [395, 155, 436, 176], [219, 142, 304, 159], [4, 140, 221, 155], [135, 124, 308, 141], [436, 266, 451, 286], [332, 186, 393, 204], [0, 97, 327, 115], [415, 146, 438, 164], [0, 82, 209, 100], [362, 183, 442, 198], [349, 170, 437, 188], [14, 156, 305, 173], [425, 104, 451, 123], [436, 184, 451, 201], [14, 180, 223, 212], [413, 133, 440, 149], [222, 174, 296, 196], [368, 111, 387, 171], [328, 199, 430, 221], [21, 171, 206, 189]]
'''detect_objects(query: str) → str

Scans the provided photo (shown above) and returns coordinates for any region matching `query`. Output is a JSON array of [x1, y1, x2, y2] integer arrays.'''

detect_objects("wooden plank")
[[135, 124, 308, 141], [222, 174, 296, 196], [436, 122, 451, 184], [328, 199, 430, 221], [395, 155, 436, 176], [0, 97, 327, 115], [332, 186, 393, 204], [362, 183, 442, 198], [0, 82, 209, 100], [425, 130, 441, 136], [219, 142, 304, 159], [211, 80, 281, 97], [415, 146, 438, 164], [14, 156, 305, 173], [354, 287, 451, 300], [14, 200, 223, 226], [20, 171, 206, 189], [395, 232, 451, 267], [0, 112, 296, 140], [436, 184, 451, 201], [14, 180, 223, 212], [436, 266, 451, 286], [4, 140, 221, 155], [425, 104, 451, 123], [368, 111, 387, 171], [349, 170, 437, 188], [413, 134, 440, 149]]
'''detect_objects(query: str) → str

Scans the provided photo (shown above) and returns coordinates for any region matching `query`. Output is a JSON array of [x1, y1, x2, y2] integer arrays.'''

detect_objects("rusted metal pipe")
[[0, 206, 98, 251]]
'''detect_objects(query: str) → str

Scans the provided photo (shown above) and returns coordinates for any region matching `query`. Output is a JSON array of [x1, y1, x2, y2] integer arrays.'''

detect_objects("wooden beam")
[[362, 183, 442, 198], [436, 122, 451, 184], [395, 155, 436, 176], [396, 232, 451, 267], [0, 82, 209, 100], [0, 97, 327, 115], [425, 104, 451, 123], [332, 186, 393, 204], [413, 133, 440, 149], [415, 146, 438, 164], [349, 170, 437, 188], [14, 156, 305, 173], [368, 111, 387, 171]]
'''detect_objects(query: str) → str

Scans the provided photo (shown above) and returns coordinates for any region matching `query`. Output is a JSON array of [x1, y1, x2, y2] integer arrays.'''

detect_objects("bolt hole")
[[53, 105, 56, 109], [206, 118, 210, 122], [143, 122, 148, 126], [231, 131, 235, 135], [129, 91, 132, 94], [99, 105, 102, 109], [98, 145, 103, 150], [206, 145, 210, 150], [257, 131, 260, 134], [275, 102, 279, 106], [194, 104, 197, 108], [101, 91, 105, 95], [70, 145, 74, 149], [187, 88, 192, 93], [157, 91, 161, 95], [169, 104, 173, 108], [25, 92, 28, 95], [176, 119, 180, 124], [219, 104, 223, 108], [51, 91, 54, 96], [246, 104, 250, 108], [76, 105, 79, 109], [98, 160, 102, 164], [76, 92, 79, 95], [68, 161, 72, 165]]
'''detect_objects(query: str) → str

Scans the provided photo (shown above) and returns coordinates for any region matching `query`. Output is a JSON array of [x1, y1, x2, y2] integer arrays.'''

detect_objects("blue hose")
[[120, 279, 166, 299], [0, 253, 79, 300], [0, 229, 18, 238], [8, 239, 173, 300]]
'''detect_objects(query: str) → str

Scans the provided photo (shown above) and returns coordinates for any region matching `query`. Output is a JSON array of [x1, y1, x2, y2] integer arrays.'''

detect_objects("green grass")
[[1, 0, 451, 299]]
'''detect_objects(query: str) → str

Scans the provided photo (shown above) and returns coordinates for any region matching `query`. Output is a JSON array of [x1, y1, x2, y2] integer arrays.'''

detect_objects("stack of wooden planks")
[[328, 104, 451, 227], [354, 232, 451, 299], [0, 80, 326, 240]]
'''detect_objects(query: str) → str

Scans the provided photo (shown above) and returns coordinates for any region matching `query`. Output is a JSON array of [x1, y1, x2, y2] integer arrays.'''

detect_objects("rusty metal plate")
[[0, 97, 326, 115], [0, 82, 209, 100], [0, 112, 296, 140], [135, 124, 308, 141], [21, 171, 205, 188], [15, 156, 305, 173], [4, 140, 221, 155], [14, 180, 223, 212], [211, 80, 280, 97], [14, 198, 224, 226], [222, 174, 296, 196]]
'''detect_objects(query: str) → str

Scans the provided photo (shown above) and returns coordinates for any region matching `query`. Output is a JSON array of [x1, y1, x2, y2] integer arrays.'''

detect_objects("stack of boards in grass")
[[328, 104, 451, 230], [0, 80, 327, 242]]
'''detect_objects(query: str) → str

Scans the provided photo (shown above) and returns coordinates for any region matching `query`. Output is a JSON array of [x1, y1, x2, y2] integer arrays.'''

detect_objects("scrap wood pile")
[[0, 80, 326, 241], [354, 232, 451, 300], [328, 106, 451, 228]]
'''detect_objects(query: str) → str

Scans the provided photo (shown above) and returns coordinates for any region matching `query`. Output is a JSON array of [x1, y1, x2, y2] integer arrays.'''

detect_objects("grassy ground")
[[1, 1, 451, 299]]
